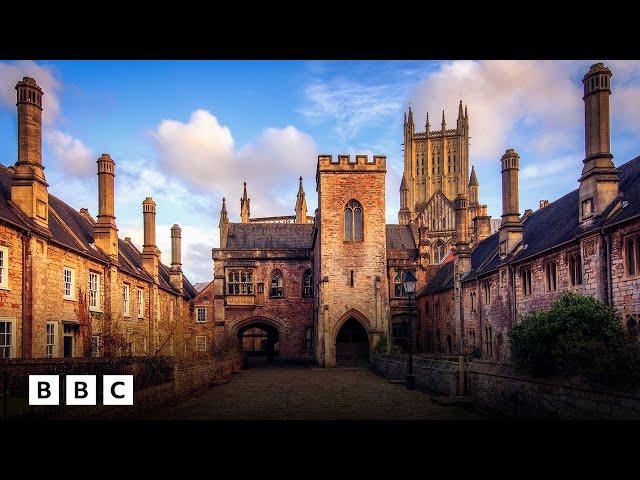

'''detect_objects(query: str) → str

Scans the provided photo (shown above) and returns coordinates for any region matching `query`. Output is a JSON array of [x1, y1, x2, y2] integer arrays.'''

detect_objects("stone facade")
[[0, 77, 197, 361]]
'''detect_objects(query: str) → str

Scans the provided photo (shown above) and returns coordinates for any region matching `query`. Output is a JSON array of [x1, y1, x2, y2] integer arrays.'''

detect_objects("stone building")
[[417, 63, 640, 361], [0, 77, 197, 360]]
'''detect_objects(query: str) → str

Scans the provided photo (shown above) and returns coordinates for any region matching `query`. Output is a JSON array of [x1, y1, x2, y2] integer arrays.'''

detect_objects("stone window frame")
[[623, 233, 640, 279], [520, 265, 533, 296], [63, 265, 76, 300], [91, 335, 101, 357], [195, 307, 207, 323], [0, 246, 8, 290], [482, 280, 491, 306], [567, 250, 583, 287], [544, 260, 558, 292], [344, 199, 364, 242], [468, 328, 476, 347], [123, 283, 130, 317], [434, 240, 446, 264], [46, 321, 56, 358], [0, 317, 15, 359], [88, 270, 101, 312], [270, 269, 285, 298], [470, 290, 477, 313], [302, 269, 313, 298], [625, 313, 639, 339], [137, 288, 145, 319], [227, 269, 254, 295], [195, 335, 207, 352], [484, 324, 493, 358]]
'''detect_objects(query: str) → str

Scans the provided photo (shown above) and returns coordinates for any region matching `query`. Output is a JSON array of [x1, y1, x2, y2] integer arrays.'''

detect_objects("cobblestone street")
[[140, 363, 486, 420]]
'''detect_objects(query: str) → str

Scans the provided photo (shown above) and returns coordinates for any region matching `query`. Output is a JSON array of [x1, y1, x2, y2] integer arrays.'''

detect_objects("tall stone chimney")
[[498, 149, 523, 257], [11, 77, 49, 229], [473, 205, 492, 244], [141, 197, 159, 282], [169, 224, 183, 293], [579, 63, 619, 223], [94, 154, 119, 257], [454, 194, 471, 275]]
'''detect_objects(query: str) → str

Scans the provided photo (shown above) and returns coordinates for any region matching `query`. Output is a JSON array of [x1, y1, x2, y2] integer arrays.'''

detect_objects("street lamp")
[[403, 270, 417, 390]]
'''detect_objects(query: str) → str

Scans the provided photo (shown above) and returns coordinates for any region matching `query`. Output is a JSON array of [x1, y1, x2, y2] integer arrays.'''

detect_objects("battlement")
[[317, 154, 386, 173]]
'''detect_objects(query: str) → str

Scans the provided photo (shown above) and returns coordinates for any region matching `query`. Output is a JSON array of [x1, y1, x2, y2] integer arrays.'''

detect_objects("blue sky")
[[1, 60, 639, 282]]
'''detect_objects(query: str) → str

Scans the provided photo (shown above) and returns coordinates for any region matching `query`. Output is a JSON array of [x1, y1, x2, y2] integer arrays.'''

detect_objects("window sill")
[[63, 296, 76, 302], [89, 308, 102, 313], [0, 285, 10, 291]]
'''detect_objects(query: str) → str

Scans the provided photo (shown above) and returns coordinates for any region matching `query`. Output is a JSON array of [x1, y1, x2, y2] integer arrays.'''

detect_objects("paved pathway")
[[140, 364, 486, 421]]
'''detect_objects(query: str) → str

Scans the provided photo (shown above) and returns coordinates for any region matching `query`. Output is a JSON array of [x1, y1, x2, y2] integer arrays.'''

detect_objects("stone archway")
[[334, 311, 370, 367], [234, 317, 284, 366]]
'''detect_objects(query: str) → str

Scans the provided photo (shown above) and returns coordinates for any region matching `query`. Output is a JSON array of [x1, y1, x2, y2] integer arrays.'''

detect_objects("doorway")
[[63, 336, 73, 357], [335, 317, 369, 367], [238, 322, 280, 367]]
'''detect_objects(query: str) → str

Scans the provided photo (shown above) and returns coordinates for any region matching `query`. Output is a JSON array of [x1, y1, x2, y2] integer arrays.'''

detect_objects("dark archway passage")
[[336, 317, 369, 367], [238, 322, 280, 367]]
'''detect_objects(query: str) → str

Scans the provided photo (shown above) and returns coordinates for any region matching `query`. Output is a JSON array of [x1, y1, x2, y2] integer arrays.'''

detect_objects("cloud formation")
[[153, 109, 318, 219]]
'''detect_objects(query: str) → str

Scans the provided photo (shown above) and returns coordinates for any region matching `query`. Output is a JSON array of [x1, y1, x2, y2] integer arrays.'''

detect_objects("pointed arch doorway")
[[335, 316, 370, 367]]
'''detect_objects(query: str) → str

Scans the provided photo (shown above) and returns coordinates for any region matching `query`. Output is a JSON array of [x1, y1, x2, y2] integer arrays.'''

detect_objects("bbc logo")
[[29, 375, 134, 406]]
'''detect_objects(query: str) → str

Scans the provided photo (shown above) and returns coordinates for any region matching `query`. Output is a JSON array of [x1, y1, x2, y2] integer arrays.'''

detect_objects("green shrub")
[[508, 292, 640, 383], [374, 334, 388, 354]]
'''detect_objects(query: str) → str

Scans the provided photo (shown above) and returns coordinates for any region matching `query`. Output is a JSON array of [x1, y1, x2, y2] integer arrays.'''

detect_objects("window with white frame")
[[88, 271, 100, 310], [0, 247, 8, 290], [196, 307, 206, 323], [0, 319, 14, 358], [123, 284, 130, 317], [46, 322, 56, 358], [137, 289, 144, 318], [196, 335, 207, 352], [63, 266, 75, 299], [91, 335, 101, 357]]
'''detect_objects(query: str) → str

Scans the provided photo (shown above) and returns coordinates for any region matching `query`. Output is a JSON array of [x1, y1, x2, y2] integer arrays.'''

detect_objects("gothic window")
[[227, 269, 254, 295], [434, 241, 446, 263], [484, 325, 493, 357], [568, 252, 583, 286], [344, 199, 363, 241], [446, 335, 452, 353], [470, 291, 476, 313], [624, 235, 640, 277], [482, 281, 491, 305], [520, 267, 532, 296], [270, 270, 284, 298], [302, 269, 313, 297], [545, 261, 558, 291], [393, 269, 416, 298]]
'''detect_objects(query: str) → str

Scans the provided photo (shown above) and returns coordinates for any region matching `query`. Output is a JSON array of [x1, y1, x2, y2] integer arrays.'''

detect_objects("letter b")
[[29, 375, 59, 405], [66, 375, 96, 405]]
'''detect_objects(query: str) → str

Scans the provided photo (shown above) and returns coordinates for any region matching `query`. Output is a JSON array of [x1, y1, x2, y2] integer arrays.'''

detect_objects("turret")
[[441, 109, 446, 131], [579, 63, 618, 223], [11, 77, 49, 229], [240, 182, 250, 224], [295, 176, 308, 224], [457, 100, 464, 131], [468, 165, 479, 206]]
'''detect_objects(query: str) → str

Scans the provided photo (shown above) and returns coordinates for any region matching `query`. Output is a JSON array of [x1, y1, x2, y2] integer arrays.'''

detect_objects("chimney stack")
[[579, 63, 619, 223], [141, 197, 159, 282], [11, 77, 49, 229], [498, 149, 523, 257], [94, 154, 118, 257], [454, 194, 471, 275], [473, 205, 492, 245], [170, 224, 183, 293]]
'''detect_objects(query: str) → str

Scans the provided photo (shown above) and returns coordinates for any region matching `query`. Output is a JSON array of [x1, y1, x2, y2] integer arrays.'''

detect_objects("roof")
[[193, 282, 210, 293], [225, 222, 314, 250], [0, 163, 195, 299], [386, 224, 416, 250], [417, 261, 454, 297], [420, 155, 640, 293]]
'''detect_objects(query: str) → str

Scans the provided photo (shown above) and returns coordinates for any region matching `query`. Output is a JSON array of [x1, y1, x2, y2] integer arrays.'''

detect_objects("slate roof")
[[386, 224, 416, 250], [193, 282, 210, 293], [419, 155, 640, 294], [417, 261, 454, 296], [0, 164, 195, 299], [225, 223, 314, 250]]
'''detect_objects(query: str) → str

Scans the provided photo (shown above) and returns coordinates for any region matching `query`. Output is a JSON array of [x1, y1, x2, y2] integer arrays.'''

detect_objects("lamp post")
[[402, 270, 417, 390]]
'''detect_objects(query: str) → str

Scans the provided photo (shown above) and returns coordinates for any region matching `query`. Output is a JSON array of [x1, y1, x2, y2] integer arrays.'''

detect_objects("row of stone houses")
[[0, 77, 202, 360], [417, 63, 640, 360]]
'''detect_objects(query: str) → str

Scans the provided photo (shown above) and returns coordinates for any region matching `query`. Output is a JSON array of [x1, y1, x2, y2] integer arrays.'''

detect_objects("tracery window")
[[302, 269, 313, 297], [344, 199, 363, 241], [270, 270, 284, 298]]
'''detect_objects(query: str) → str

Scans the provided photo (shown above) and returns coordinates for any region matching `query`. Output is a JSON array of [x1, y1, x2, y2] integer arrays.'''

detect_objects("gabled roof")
[[417, 261, 454, 297], [386, 224, 416, 250], [225, 222, 314, 250], [0, 163, 195, 299]]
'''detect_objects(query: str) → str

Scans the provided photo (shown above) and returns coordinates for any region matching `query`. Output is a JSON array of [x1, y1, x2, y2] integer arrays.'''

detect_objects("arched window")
[[344, 199, 363, 241], [434, 241, 446, 263], [270, 270, 284, 298], [302, 269, 313, 298]]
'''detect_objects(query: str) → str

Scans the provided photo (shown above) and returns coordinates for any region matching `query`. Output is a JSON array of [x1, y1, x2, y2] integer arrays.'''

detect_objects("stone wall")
[[372, 353, 640, 418]]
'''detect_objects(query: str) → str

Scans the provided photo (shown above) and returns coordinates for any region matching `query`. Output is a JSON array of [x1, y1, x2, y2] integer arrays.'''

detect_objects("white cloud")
[[45, 130, 94, 176], [153, 109, 318, 219]]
